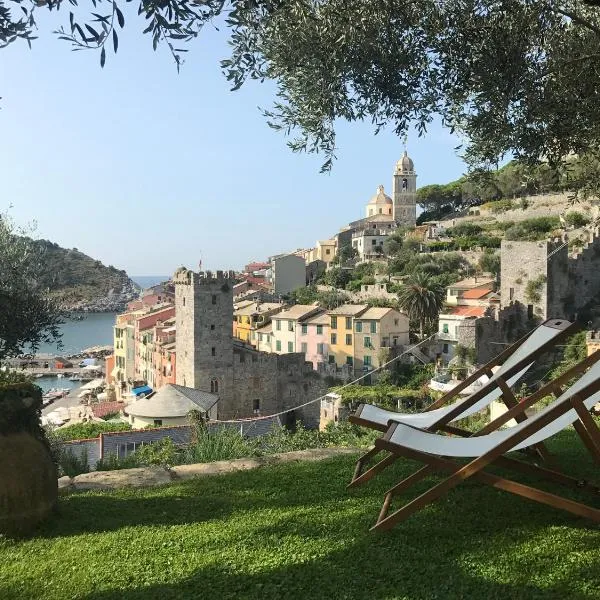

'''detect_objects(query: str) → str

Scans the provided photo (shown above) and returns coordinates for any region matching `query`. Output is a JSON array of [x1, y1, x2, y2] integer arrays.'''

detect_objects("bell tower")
[[392, 150, 417, 227]]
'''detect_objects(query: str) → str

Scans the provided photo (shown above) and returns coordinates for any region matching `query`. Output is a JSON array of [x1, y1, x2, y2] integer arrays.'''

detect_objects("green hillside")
[[30, 239, 139, 310]]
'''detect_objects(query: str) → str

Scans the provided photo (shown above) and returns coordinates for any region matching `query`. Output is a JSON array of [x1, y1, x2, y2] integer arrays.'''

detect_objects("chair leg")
[[348, 450, 398, 488]]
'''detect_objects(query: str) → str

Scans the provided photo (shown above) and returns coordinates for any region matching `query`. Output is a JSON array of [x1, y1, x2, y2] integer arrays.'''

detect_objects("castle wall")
[[568, 230, 600, 315], [500, 240, 569, 320]]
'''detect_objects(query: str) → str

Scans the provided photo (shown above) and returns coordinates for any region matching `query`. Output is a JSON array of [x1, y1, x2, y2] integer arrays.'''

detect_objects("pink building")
[[300, 312, 330, 370]]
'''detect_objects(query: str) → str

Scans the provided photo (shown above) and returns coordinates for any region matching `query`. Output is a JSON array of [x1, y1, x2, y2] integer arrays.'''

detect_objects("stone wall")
[[500, 240, 570, 320], [568, 229, 600, 316]]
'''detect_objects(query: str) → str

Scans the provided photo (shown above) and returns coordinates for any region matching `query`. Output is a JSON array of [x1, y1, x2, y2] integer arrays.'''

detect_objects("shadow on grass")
[[3, 429, 599, 600]]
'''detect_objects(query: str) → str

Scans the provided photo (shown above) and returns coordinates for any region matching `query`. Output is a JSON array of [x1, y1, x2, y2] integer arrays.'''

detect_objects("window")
[[370, 321, 377, 334], [253, 398, 260, 414], [331, 316, 337, 329], [212, 294, 217, 305], [442, 344, 449, 354], [276, 320, 281, 331], [288, 341, 294, 352], [364, 336, 371, 348], [210, 379, 219, 393], [326, 248, 331, 255], [317, 343, 324, 355], [118, 442, 139, 457], [183, 297, 186, 307], [211, 347, 216, 356], [316, 324, 323, 335], [301, 342, 308, 353], [301, 324, 308, 335], [331, 333, 337, 344], [527, 304, 534, 319], [328, 355, 335, 364], [154, 419, 163, 427], [211, 324, 215, 330], [364, 355, 372, 367], [346, 356, 353, 366], [394, 318, 399, 326], [372, 239, 377, 245], [345, 317, 352, 329], [345, 334, 352, 346], [276, 340, 282, 351], [509, 287, 515, 301], [258, 333, 263, 342], [355, 321, 363, 333], [288, 320, 294, 332], [442, 323, 449, 334]]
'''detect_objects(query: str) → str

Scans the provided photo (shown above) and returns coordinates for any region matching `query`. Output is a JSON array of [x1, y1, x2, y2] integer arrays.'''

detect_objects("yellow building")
[[113, 310, 142, 399], [233, 302, 282, 345], [315, 239, 337, 265], [327, 304, 368, 369]]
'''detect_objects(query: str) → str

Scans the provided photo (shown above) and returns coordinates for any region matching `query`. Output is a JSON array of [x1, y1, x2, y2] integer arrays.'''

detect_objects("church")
[[337, 150, 417, 251], [365, 151, 417, 227]]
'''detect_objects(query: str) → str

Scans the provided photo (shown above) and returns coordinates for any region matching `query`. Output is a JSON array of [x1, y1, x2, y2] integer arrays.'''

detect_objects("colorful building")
[[327, 304, 368, 369], [271, 304, 323, 354], [302, 312, 330, 370], [233, 301, 282, 345]]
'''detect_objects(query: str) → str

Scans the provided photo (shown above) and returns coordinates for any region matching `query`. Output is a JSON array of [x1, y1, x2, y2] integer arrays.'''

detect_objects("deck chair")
[[368, 351, 600, 532], [349, 319, 576, 487]]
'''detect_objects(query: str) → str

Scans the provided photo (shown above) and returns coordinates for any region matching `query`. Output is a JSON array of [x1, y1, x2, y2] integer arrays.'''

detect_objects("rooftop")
[[126, 384, 218, 418], [449, 277, 496, 290], [305, 312, 330, 326], [356, 307, 398, 320], [273, 305, 322, 321], [255, 322, 273, 334], [234, 302, 282, 317], [328, 304, 369, 316], [444, 306, 488, 318], [461, 287, 494, 300]]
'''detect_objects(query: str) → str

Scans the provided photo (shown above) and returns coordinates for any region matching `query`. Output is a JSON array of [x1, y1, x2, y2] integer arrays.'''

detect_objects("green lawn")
[[1, 429, 599, 600]]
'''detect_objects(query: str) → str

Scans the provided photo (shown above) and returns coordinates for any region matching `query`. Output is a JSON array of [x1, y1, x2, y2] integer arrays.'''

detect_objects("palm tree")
[[397, 272, 446, 339]]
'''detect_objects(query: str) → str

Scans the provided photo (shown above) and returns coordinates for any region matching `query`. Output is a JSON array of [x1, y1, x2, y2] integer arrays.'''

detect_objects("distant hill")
[[31, 239, 140, 312]]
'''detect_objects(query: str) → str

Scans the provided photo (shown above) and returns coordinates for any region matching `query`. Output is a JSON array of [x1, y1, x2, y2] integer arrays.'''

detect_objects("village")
[[24, 150, 599, 469]]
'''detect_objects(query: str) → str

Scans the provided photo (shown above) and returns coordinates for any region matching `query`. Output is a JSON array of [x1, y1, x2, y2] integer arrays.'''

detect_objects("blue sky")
[[1, 7, 467, 275]]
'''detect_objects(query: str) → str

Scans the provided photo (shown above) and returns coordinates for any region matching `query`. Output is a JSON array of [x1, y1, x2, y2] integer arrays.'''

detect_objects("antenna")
[[198, 251, 202, 272]]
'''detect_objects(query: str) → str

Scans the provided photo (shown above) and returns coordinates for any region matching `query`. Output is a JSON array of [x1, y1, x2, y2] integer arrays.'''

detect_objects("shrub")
[[504, 216, 560, 241], [58, 448, 90, 477], [53, 421, 131, 441], [564, 211, 590, 228], [481, 199, 514, 213]]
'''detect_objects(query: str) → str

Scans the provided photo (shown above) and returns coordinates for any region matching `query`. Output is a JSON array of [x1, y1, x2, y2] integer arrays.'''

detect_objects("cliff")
[[31, 239, 140, 312]]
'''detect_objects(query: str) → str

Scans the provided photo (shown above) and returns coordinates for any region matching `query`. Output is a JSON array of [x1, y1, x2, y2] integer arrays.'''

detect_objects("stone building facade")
[[174, 268, 324, 428], [500, 231, 600, 324]]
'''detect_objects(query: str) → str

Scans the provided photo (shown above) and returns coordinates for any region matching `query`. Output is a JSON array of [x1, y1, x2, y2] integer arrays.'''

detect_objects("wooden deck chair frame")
[[369, 353, 600, 532], [351, 349, 600, 490], [349, 319, 578, 488]]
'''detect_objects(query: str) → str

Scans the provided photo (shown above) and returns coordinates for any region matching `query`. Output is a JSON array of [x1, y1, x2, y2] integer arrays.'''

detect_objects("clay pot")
[[0, 384, 58, 537]]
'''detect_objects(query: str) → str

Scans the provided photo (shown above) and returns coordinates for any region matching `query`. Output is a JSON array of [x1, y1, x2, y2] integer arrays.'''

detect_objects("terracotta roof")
[[234, 302, 282, 316], [447, 306, 487, 317], [462, 288, 494, 299]]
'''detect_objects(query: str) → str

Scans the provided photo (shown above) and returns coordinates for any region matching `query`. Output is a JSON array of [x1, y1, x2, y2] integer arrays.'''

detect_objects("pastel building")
[[233, 302, 282, 345], [302, 312, 330, 370], [272, 304, 322, 354], [327, 304, 369, 369], [253, 322, 274, 353]]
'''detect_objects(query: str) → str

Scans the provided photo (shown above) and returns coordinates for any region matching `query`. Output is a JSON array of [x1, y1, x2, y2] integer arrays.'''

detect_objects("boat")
[[69, 375, 82, 382], [56, 373, 64, 379], [35, 374, 44, 379]]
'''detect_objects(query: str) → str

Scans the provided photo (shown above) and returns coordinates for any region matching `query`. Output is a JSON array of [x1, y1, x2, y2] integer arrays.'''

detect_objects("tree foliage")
[[397, 272, 446, 338], [0, 215, 64, 362], [3, 1, 600, 192]]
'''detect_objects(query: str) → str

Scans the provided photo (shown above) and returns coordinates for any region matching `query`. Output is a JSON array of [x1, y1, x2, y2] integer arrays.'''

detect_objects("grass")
[[1, 429, 599, 600]]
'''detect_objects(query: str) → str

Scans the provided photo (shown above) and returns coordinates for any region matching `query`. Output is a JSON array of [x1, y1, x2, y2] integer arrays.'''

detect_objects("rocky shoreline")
[[62, 282, 140, 313]]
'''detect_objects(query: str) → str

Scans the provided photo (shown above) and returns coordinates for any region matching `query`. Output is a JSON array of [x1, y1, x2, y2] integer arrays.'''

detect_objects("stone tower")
[[174, 268, 236, 409], [392, 150, 417, 227]]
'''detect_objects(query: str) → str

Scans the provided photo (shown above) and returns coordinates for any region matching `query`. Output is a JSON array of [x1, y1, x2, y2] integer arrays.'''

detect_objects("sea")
[[30, 276, 168, 394]]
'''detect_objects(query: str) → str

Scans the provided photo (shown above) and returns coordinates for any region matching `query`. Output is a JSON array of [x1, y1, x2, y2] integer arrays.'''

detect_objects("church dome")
[[368, 185, 393, 206], [396, 150, 414, 173]]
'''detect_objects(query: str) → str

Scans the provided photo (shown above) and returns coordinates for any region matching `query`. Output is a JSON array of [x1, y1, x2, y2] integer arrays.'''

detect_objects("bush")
[[504, 216, 560, 241], [58, 448, 90, 477], [481, 199, 514, 213], [53, 421, 131, 441], [564, 211, 590, 228]]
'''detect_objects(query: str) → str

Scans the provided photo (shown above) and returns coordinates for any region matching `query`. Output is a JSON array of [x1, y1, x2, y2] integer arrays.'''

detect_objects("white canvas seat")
[[385, 359, 600, 457], [353, 319, 569, 430]]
